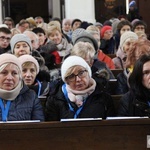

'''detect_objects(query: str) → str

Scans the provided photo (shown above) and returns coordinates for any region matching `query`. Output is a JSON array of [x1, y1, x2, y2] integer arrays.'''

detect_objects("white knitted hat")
[[10, 34, 32, 53], [18, 54, 39, 74], [0, 53, 21, 72], [61, 56, 92, 82], [120, 31, 138, 49]]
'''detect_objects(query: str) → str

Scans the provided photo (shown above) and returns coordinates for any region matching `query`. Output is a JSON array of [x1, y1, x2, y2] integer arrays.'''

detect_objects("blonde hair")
[[86, 25, 100, 36], [0, 63, 22, 79], [47, 25, 62, 37], [126, 39, 150, 68], [71, 42, 95, 66], [11, 28, 21, 36], [22, 62, 38, 74]]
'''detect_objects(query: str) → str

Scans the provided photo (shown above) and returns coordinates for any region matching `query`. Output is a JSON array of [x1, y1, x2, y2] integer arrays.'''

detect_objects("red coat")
[[97, 50, 115, 69]]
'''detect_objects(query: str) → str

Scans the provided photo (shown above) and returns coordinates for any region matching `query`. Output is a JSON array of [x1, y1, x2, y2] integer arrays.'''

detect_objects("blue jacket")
[[0, 84, 45, 121]]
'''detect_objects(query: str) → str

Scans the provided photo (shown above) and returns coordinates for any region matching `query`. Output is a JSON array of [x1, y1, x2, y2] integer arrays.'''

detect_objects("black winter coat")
[[0, 84, 45, 121], [118, 91, 150, 117], [115, 69, 129, 95], [45, 82, 115, 121]]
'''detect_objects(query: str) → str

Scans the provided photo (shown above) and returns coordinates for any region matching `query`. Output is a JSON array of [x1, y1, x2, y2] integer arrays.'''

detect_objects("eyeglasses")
[[66, 70, 87, 82], [0, 36, 11, 42]]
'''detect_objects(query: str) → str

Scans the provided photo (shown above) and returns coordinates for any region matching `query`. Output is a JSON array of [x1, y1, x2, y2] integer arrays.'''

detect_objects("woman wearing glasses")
[[45, 56, 115, 121]]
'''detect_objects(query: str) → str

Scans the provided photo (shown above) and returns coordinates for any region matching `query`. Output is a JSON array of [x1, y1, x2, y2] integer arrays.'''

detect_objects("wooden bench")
[[0, 119, 150, 149], [111, 69, 123, 78], [111, 94, 122, 112], [108, 79, 118, 95]]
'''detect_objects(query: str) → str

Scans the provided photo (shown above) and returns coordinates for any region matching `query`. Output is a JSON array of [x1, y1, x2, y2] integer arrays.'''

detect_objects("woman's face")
[[36, 33, 46, 46], [14, 42, 31, 57], [103, 29, 113, 40], [142, 61, 150, 89], [72, 21, 81, 31], [123, 39, 135, 53], [66, 66, 90, 91], [120, 25, 131, 35], [63, 21, 71, 32], [48, 30, 62, 45], [22, 63, 37, 85], [0, 63, 20, 90]]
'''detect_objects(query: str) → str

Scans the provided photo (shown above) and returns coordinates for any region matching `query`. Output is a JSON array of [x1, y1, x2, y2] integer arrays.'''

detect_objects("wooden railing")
[[0, 119, 150, 149]]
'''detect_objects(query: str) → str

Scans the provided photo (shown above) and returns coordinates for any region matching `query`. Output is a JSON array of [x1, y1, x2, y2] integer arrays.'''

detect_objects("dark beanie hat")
[[73, 32, 98, 51], [71, 19, 82, 27]]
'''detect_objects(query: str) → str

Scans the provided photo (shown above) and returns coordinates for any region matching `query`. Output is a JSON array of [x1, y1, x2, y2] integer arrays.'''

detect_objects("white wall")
[[65, 0, 96, 23], [0, 0, 2, 24], [52, 0, 61, 18]]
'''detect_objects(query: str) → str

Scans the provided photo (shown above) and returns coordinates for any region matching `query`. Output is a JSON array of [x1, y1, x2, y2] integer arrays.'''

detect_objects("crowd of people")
[[0, 0, 150, 121]]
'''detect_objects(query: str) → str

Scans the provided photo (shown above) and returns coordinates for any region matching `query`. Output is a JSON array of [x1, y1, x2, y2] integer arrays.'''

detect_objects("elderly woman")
[[0, 53, 44, 121], [45, 56, 115, 121], [18, 54, 50, 97], [118, 54, 150, 117]]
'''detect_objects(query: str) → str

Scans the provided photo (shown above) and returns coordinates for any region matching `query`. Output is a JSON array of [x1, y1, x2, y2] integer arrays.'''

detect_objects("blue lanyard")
[[36, 79, 42, 97], [0, 99, 11, 121], [62, 84, 86, 118]]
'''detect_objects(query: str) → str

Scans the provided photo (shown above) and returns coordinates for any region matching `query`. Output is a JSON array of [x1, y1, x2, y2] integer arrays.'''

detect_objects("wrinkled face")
[[22, 63, 37, 85], [63, 21, 71, 32], [36, 33, 46, 46], [0, 63, 20, 90], [120, 25, 131, 35], [65, 66, 90, 91], [0, 32, 11, 49], [123, 38, 136, 53], [14, 42, 31, 57], [142, 61, 150, 89], [48, 30, 62, 45], [72, 21, 81, 31], [103, 29, 113, 40]]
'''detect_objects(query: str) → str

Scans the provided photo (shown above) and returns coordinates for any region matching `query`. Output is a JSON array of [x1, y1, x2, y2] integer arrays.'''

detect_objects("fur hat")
[[120, 31, 138, 48], [18, 54, 39, 74], [73, 32, 98, 51], [100, 25, 112, 38], [10, 34, 32, 53], [61, 56, 91, 82], [0, 53, 21, 72]]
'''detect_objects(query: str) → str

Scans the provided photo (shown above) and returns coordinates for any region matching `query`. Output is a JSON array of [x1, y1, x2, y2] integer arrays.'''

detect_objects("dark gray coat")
[[0, 84, 45, 121]]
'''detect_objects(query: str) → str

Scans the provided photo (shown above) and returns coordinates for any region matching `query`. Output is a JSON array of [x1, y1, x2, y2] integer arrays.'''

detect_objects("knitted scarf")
[[66, 78, 96, 107], [0, 80, 23, 100]]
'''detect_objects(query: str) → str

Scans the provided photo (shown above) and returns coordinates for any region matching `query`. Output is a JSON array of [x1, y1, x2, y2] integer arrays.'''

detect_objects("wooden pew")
[[111, 94, 122, 112], [111, 69, 123, 78], [0, 119, 150, 149], [108, 79, 118, 95]]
